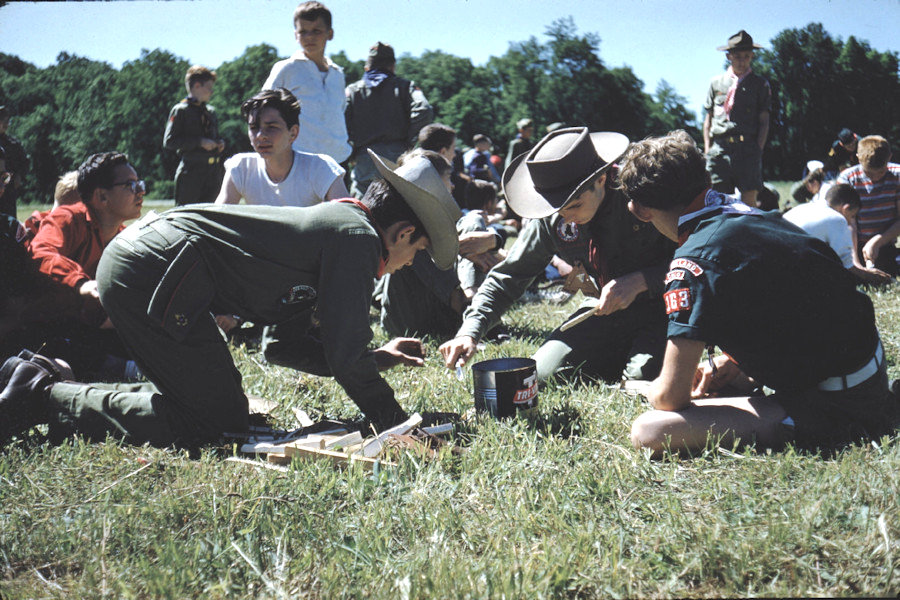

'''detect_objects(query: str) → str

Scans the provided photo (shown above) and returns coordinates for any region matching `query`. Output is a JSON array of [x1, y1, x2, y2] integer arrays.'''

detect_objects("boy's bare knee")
[[630, 412, 668, 453]]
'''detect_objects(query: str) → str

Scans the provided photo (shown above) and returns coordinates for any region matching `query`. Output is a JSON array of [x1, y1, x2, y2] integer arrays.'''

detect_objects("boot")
[[0, 354, 67, 446]]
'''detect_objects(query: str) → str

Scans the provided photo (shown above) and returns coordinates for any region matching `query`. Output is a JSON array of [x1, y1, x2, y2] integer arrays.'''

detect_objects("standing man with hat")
[[703, 30, 772, 209], [345, 42, 434, 198], [0, 152, 460, 448], [440, 127, 676, 383]]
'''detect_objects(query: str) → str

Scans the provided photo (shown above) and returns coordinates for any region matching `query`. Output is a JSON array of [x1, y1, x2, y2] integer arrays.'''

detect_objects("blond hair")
[[857, 135, 891, 170], [53, 171, 80, 207]]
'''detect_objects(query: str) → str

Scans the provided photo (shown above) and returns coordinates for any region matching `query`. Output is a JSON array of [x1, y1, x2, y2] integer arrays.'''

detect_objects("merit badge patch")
[[663, 288, 692, 315], [556, 221, 579, 242], [664, 269, 686, 285], [669, 258, 703, 277]]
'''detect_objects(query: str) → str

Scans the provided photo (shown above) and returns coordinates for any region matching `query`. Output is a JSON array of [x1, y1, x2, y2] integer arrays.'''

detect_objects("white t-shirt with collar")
[[224, 150, 344, 207], [263, 51, 352, 162]]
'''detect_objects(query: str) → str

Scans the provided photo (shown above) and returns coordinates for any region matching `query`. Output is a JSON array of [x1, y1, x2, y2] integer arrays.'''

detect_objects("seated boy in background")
[[457, 180, 506, 300], [838, 135, 900, 275], [215, 88, 348, 207], [620, 130, 900, 457], [16, 153, 143, 380], [783, 183, 890, 284]]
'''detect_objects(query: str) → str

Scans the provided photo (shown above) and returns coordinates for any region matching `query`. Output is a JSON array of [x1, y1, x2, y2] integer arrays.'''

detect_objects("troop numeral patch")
[[664, 288, 692, 314]]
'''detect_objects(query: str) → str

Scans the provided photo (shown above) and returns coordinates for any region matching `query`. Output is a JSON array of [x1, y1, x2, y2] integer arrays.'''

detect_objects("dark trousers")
[[174, 161, 224, 206], [47, 220, 247, 446]]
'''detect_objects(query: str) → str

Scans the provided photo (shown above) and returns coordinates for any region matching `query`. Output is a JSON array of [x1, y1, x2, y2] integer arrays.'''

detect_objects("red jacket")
[[26, 203, 124, 289]]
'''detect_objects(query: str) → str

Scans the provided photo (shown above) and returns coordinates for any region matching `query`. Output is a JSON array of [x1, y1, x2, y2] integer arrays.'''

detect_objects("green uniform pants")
[[532, 297, 667, 383], [174, 160, 224, 206], [46, 221, 248, 447]]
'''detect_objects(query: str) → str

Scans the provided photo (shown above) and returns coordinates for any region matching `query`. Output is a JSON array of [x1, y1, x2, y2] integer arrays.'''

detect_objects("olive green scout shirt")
[[456, 187, 676, 341], [163, 98, 221, 162], [704, 71, 771, 139], [159, 202, 395, 416]]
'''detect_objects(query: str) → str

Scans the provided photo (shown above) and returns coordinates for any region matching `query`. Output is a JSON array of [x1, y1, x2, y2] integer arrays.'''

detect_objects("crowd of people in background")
[[0, 4, 898, 457]]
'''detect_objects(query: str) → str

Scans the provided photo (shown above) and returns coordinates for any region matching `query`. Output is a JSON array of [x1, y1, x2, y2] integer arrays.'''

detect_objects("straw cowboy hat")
[[369, 149, 461, 270], [717, 30, 763, 52], [502, 127, 629, 219]]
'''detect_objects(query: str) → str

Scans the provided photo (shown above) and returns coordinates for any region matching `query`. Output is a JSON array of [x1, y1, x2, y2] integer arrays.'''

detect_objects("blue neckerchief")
[[363, 69, 391, 88], [677, 189, 760, 241]]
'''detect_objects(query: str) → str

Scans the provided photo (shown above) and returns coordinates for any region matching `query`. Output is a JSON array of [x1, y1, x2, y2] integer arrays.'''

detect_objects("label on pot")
[[512, 373, 537, 405]]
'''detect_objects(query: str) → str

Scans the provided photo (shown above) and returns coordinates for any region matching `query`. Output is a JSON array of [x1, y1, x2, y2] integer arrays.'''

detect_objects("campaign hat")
[[717, 30, 763, 51], [502, 126, 629, 219], [370, 149, 461, 270]]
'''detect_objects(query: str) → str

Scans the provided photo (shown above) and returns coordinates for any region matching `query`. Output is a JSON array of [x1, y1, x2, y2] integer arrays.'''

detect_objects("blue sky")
[[2, 0, 898, 122]]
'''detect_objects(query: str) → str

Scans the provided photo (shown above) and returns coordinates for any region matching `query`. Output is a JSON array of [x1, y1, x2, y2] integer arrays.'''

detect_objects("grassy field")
[[3, 196, 899, 598]]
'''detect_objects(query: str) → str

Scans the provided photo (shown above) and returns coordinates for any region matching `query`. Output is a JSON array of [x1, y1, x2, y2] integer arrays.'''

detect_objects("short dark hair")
[[802, 168, 824, 187], [294, 1, 332, 29], [465, 180, 497, 210], [618, 130, 709, 210], [77, 152, 130, 203], [826, 183, 861, 210], [361, 179, 426, 244], [241, 88, 301, 129], [185, 65, 216, 89], [418, 123, 456, 153]]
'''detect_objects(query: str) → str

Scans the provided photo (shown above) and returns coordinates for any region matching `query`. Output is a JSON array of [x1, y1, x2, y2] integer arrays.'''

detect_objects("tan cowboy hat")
[[502, 127, 629, 219], [717, 30, 763, 51], [369, 149, 461, 270]]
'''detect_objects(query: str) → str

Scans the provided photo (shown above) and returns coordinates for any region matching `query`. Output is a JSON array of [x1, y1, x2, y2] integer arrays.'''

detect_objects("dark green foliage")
[[753, 22, 900, 179]]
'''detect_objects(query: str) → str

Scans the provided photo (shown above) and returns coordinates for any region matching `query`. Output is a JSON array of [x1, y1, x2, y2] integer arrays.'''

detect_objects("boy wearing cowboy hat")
[[703, 30, 772, 209], [0, 152, 460, 447], [440, 127, 676, 383]]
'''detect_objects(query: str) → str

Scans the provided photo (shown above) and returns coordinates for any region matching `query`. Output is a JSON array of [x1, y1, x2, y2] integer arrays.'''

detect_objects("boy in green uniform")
[[440, 127, 676, 382], [0, 152, 460, 448], [163, 65, 225, 206], [703, 30, 771, 209]]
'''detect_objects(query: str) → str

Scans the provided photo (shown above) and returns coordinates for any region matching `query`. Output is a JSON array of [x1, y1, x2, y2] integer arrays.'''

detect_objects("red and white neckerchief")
[[723, 66, 752, 120]]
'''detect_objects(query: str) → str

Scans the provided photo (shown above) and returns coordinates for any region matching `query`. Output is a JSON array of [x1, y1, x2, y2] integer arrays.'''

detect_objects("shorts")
[[774, 361, 900, 451], [707, 140, 763, 193]]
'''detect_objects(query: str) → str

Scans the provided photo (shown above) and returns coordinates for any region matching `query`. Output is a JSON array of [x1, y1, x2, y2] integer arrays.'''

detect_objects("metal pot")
[[472, 357, 538, 418]]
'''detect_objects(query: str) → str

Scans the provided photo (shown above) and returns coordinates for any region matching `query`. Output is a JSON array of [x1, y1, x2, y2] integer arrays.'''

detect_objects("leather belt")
[[817, 341, 883, 392], [715, 134, 747, 145]]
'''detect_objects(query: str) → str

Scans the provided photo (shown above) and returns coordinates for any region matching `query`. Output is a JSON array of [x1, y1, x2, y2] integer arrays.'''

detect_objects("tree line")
[[0, 20, 896, 204]]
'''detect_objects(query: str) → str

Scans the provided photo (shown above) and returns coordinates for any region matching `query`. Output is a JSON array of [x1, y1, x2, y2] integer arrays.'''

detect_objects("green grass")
[[3, 195, 899, 598]]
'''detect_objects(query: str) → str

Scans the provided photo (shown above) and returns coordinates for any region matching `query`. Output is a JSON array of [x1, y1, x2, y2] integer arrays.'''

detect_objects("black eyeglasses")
[[108, 179, 146, 194]]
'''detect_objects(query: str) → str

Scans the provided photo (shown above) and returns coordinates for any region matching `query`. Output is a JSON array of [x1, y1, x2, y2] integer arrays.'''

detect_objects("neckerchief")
[[676, 188, 760, 245], [335, 198, 388, 277], [723, 66, 751, 120], [363, 69, 392, 89]]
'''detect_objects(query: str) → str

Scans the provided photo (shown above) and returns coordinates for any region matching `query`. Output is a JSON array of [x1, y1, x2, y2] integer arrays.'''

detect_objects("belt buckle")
[[208, 157, 215, 165]]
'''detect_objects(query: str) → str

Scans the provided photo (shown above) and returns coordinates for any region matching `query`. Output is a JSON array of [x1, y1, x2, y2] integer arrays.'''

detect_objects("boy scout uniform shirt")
[[704, 72, 772, 138], [163, 98, 221, 162], [664, 210, 878, 392], [150, 202, 396, 415], [456, 186, 676, 341]]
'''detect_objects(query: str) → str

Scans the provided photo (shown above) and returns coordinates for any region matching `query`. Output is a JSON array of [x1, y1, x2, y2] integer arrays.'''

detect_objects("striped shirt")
[[838, 163, 900, 243]]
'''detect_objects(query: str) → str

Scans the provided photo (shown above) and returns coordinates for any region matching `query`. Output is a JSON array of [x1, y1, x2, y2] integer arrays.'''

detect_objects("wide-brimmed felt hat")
[[502, 127, 629, 219], [369, 149, 461, 270], [717, 30, 763, 51]]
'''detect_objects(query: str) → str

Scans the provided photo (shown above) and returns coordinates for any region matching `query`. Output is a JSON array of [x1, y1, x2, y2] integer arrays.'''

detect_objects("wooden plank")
[[359, 413, 422, 458], [283, 444, 395, 470], [421, 423, 453, 436], [324, 431, 363, 449]]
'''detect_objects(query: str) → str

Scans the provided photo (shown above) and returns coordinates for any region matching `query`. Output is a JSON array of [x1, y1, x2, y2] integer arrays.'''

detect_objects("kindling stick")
[[559, 309, 596, 332]]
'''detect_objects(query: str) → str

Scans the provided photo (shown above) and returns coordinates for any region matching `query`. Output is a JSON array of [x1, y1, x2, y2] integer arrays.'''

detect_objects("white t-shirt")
[[783, 201, 854, 268], [263, 52, 351, 162], [224, 150, 344, 207]]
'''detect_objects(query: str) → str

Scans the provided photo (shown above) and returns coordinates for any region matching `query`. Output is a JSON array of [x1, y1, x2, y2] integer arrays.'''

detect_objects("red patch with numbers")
[[664, 288, 692, 314]]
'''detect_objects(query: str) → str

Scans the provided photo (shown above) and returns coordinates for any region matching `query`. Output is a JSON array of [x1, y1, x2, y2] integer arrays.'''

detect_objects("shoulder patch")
[[556, 220, 579, 242], [663, 288, 692, 315], [669, 258, 703, 276], [664, 269, 686, 285]]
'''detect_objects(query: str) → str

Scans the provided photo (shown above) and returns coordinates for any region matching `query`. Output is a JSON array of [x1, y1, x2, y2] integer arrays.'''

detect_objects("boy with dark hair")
[[0, 152, 460, 447], [784, 183, 890, 284], [263, 1, 350, 163], [824, 128, 858, 179], [418, 122, 470, 208], [215, 88, 348, 207], [440, 127, 676, 383], [620, 130, 899, 456], [838, 135, 900, 275], [163, 65, 225, 206], [505, 117, 535, 171]]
